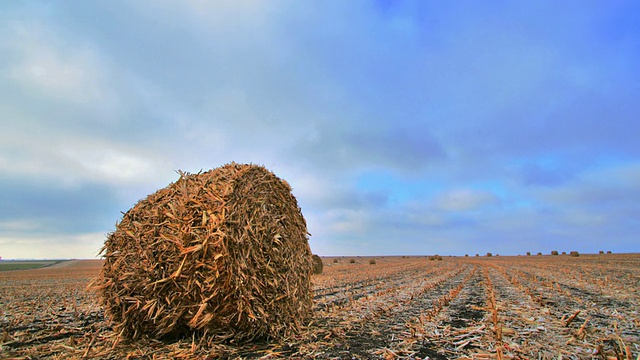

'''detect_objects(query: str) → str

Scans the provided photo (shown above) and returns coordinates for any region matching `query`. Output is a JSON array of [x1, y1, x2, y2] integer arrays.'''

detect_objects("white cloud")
[[59, 142, 169, 186], [0, 220, 42, 233], [0, 232, 105, 259], [561, 210, 607, 227], [0, 132, 171, 188], [1, 2, 639, 258], [5, 21, 112, 107], [538, 161, 640, 206], [434, 189, 499, 211]]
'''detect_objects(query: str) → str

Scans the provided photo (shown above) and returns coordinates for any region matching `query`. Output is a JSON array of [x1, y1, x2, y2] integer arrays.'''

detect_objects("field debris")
[[312, 255, 324, 274], [1, 254, 638, 359]]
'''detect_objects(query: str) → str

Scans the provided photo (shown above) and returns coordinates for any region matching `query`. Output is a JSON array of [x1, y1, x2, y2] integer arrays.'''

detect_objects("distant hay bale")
[[92, 163, 312, 341], [526, 252, 531, 256], [606, 250, 612, 254], [333, 258, 339, 263], [598, 250, 604, 254], [551, 250, 559, 255], [312, 254, 323, 274], [486, 252, 493, 257], [369, 259, 376, 265], [349, 259, 356, 264], [570, 251, 580, 257]]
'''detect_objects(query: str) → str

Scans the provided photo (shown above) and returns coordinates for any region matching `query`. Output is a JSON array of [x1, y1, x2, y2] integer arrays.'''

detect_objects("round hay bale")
[[311, 254, 323, 274], [92, 163, 312, 341]]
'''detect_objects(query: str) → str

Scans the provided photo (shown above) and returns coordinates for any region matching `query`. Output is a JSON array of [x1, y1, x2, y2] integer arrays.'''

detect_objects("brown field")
[[0, 254, 638, 359]]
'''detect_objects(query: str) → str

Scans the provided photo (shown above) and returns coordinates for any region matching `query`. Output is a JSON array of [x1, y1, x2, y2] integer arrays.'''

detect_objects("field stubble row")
[[0, 255, 638, 359]]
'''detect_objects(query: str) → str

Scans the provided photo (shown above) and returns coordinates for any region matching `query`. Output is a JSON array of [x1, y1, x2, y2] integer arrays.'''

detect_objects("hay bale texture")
[[311, 254, 323, 274], [93, 163, 313, 341]]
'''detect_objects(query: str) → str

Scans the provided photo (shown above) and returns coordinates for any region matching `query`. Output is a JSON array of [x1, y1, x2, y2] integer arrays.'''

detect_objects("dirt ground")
[[0, 255, 638, 359]]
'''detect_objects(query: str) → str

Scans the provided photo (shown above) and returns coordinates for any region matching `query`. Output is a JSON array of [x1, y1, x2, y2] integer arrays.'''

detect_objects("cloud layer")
[[1, 1, 639, 258]]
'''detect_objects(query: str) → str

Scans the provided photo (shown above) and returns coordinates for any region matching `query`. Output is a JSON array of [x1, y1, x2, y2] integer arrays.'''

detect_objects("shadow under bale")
[[92, 163, 313, 342]]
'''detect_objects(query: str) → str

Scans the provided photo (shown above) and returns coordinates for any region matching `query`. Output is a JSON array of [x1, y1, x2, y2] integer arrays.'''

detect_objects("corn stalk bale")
[[92, 163, 312, 342], [311, 255, 323, 274]]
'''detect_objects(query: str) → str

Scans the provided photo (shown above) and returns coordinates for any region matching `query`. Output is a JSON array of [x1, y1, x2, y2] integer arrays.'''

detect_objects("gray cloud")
[[1, 1, 639, 257], [0, 177, 121, 235]]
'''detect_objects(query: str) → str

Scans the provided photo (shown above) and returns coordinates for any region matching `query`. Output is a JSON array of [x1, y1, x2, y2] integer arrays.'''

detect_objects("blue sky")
[[1, 1, 639, 259]]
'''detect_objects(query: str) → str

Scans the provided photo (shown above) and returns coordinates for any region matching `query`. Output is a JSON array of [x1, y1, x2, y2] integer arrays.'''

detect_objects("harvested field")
[[0, 260, 66, 272], [1, 255, 638, 359]]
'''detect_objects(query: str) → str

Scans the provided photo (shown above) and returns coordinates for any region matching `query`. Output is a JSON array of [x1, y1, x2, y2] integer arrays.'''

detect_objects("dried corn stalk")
[[312, 255, 323, 274], [91, 163, 312, 342]]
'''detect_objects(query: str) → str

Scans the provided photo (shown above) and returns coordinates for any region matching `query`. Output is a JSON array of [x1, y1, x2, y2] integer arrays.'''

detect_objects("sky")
[[1, 1, 639, 259]]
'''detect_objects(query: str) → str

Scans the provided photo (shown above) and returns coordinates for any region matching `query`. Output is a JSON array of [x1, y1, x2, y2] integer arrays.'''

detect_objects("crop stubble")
[[0, 255, 638, 359]]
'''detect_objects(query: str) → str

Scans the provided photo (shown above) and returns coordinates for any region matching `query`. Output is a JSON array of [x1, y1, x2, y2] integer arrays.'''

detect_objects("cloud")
[[0, 129, 173, 189], [58, 141, 171, 186], [0, 177, 121, 235], [538, 162, 640, 207], [0, 232, 105, 259], [434, 189, 500, 212], [293, 123, 445, 175], [1, 2, 639, 258], [1, 17, 117, 113]]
